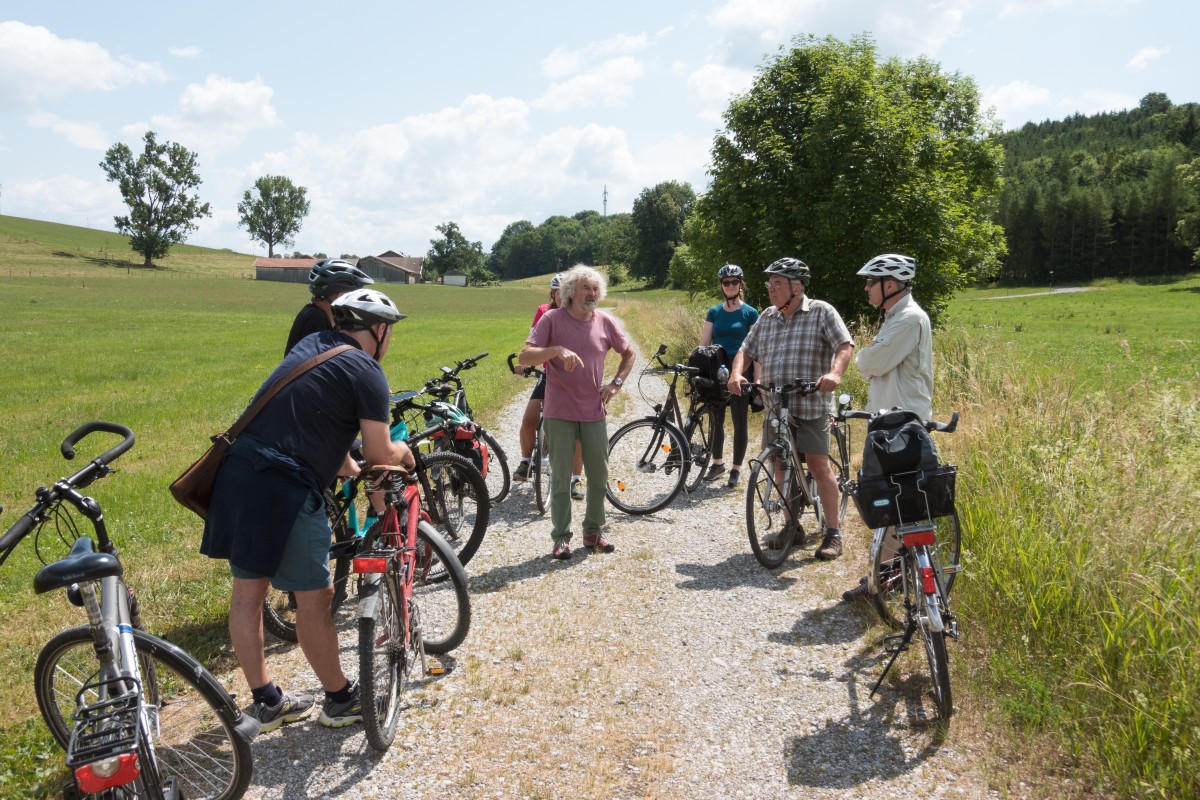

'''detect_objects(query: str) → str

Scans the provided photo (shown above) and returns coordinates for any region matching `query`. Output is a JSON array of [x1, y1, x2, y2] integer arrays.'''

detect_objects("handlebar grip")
[[61, 422, 136, 464], [507, 353, 518, 373], [841, 410, 874, 420], [472, 352, 488, 362], [0, 513, 37, 553]]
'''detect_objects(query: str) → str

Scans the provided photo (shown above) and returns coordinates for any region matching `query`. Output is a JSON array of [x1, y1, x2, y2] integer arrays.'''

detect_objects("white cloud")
[[5, 174, 122, 228], [147, 75, 280, 153], [25, 112, 109, 151], [1057, 89, 1138, 117], [984, 79, 1053, 123], [540, 32, 652, 80], [0, 21, 166, 108], [534, 56, 646, 112], [876, 3, 969, 56], [1126, 45, 1168, 71], [707, 0, 830, 41], [687, 62, 755, 121], [169, 45, 203, 59]]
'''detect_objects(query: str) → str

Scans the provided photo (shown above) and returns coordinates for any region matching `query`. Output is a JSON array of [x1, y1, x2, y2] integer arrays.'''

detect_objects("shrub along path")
[[230, 330, 999, 799]]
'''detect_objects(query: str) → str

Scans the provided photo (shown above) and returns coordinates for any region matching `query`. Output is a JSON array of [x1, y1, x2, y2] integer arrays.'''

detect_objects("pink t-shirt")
[[530, 303, 551, 334], [528, 308, 631, 422]]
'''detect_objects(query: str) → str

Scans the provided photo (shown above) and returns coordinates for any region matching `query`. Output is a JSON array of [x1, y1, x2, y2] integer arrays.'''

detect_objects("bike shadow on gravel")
[[468, 548, 592, 594], [767, 597, 875, 647], [784, 645, 948, 789], [673, 545, 828, 593]]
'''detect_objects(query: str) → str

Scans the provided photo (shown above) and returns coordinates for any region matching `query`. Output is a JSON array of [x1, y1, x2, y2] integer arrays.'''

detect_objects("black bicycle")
[[508, 353, 551, 514], [605, 344, 725, 515], [1, 422, 254, 799]]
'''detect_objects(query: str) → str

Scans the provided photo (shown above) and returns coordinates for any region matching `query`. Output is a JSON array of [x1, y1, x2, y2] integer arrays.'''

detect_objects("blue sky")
[[1, 0, 1196, 259]]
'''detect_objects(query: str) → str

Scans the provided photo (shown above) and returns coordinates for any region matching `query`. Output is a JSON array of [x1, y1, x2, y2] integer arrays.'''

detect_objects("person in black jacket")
[[284, 259, 374, 355]]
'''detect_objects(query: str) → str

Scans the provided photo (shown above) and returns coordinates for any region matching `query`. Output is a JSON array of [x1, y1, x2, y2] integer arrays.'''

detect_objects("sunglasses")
[[720, 279, 742, 287]]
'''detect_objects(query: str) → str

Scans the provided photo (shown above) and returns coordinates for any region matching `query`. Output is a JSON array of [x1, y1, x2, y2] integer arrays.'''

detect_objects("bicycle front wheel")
[[532, 425, 549, 515], [415, 523, 471, 653], [35, 627, 252, 800], [683, 405, 715, 493], [263, 489, 356, 643], [421, 451, 490, 569], [359, 571, 412, 752], [479, 429, 511, 506], [606, 419, 688, 515], [747, 447, 796, 568], [869, 512, 961, 628]]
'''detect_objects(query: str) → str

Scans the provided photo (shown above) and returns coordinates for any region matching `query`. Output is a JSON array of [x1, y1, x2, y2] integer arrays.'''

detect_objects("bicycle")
[[0, 422, 254, 799], [745, 381, 850, 568], [605, 344, 725, 515], [507, 353, 551, 515], [350, 462, 470, 751], [843, 408, 962, 720], [418, 352, 510, 506], [262, 413, 479, 646]]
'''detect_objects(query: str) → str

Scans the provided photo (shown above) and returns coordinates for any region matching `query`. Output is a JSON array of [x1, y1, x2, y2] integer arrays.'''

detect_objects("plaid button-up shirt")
[[740, 294, 853, 418]]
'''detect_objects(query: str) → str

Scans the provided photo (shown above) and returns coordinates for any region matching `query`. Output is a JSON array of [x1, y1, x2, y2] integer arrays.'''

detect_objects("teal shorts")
[[230, 489, 331, 591]]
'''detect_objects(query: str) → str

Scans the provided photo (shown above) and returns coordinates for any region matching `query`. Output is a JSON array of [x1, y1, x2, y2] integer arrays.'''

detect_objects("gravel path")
[[232, 329, 998, 800]]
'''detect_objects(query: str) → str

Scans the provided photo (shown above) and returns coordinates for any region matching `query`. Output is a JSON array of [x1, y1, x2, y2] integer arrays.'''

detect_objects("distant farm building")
[[254, 252, 425, 285], [442, 269, 467, 287]]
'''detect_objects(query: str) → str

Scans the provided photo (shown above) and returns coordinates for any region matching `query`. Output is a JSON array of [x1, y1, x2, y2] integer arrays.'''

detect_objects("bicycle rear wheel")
[[746, 447, 797, 568], [359, 570, 412, 752], [414, 524, 471, 654], [605, 418, 688, 515], [263, 489, 356, 643], [532, 424, 549, 515], [919, 619, 954, 719], [479, 429, 511, 506], [869, 512, 961, 628], [421, 451, 490, 570], [827, 424, 852, 528], [683, 405, 715, 494], [35, 627, 252, 800]]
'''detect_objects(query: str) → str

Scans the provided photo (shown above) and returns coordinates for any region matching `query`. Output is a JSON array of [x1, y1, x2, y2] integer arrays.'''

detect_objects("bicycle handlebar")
[[507, 352, 542, 380], [840, 406, 959, 434]]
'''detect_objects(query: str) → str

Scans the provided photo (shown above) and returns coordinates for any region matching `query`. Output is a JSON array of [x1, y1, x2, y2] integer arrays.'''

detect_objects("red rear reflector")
[[920, 566, 938, 594], [903, 529, 935, 547], [76, 753, 140, 792], [353, 557, 387, 574]]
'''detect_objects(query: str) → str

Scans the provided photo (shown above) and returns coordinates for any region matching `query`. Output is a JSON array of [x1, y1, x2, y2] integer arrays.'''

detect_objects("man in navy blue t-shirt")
[[203, 288, 413, 733]]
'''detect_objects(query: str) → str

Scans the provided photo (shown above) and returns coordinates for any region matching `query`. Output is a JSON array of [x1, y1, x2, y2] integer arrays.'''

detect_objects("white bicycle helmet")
[[550, 273, 564, 290], [857, 254, 916, 283], [331, 288, 406, 329]]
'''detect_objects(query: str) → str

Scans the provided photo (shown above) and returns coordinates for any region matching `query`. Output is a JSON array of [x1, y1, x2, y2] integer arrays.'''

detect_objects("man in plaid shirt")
[[727, 257, 853, 560]]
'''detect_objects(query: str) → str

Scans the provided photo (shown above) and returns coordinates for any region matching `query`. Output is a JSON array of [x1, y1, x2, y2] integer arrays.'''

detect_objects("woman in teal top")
[[699, 264, 759, 487]]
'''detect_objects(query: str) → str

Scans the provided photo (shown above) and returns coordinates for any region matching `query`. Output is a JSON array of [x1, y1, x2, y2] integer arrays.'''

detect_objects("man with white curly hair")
[[519, 265, 635, 560]]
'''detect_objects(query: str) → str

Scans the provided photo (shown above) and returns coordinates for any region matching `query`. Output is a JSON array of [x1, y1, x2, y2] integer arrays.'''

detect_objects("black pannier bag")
[[852, 408, 953, 527], [686, 344, 731, 402]]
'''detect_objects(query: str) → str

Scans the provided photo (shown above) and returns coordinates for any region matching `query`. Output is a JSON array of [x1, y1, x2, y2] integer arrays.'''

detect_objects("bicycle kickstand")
[[870, 624, 916, 699]]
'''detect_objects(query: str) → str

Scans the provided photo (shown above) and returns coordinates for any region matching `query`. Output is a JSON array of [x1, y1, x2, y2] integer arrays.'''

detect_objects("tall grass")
[[937, 277, 1199, 799]]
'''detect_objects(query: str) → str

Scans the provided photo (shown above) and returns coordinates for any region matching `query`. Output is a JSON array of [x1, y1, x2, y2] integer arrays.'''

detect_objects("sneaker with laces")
[[765, 520, 801, 551], [319, 683, 363, 728], [726, 470, 741, 488], [816, 531, 843, 561], [583, 534, 615, 553], [513, 461, 530, 482], [703, 464, 726, 482], [570, 478, 585, 501], [245, 690, 314, 734], [841, 576, 869, 602], [551, 539, 572, 560]]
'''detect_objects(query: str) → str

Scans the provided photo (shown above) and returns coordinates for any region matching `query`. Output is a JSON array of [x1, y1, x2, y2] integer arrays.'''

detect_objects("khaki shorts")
[[762, 414, 830, 455]]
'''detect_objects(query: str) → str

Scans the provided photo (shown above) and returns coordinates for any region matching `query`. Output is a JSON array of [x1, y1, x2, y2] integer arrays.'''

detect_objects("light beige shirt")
[[855, 293, 933, 419]]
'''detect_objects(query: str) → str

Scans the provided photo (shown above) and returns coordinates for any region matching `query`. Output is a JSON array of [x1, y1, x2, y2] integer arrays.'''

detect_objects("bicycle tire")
[[420, 451, 490, 570], [358, 571, 409, 752], [35, 626, 253, 800], [683, 405, 715, 493], [746, 447, 796, 568], [262, 489, 356, 643], [828, 423, 852, 528], [869, 511, 961, 629], [605, 418, 688, 515], [532, 425, 549, 515], [920, 618, 954, 719], [414, 523, 471, 654], [479, 429, 511, 506], [797, 471, 824, 547]]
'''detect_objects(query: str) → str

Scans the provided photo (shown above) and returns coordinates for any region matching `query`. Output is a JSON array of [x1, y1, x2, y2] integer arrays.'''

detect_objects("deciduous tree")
[[237, 175, 310, 257], [631, 181, 695, 287], [100, 131, 212, 268], [425, 221, 486, 283]]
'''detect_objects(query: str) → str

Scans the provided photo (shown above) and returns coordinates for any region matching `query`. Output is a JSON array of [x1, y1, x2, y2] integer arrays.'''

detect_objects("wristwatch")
[[612, 376, 624, 387]]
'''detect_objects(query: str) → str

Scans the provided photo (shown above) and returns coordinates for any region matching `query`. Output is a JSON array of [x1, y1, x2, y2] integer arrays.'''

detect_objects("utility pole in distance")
[[603, 184, 607, 217]]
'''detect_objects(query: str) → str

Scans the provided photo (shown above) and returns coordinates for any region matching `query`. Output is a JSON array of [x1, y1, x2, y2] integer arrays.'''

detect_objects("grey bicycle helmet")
[[550, 273, 564, 290], [857, 253, 916, 283], [309, 258, 374, 299], [717, 264, 744, 281], [763, 257, 811, 286], [331, 288, 406, 329]]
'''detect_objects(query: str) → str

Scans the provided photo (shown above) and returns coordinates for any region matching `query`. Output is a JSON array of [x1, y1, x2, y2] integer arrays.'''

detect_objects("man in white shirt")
[[843, 253, 934, 600]]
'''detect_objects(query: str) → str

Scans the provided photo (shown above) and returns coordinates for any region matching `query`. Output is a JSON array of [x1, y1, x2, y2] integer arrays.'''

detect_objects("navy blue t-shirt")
[[244, 330, 390, 488]]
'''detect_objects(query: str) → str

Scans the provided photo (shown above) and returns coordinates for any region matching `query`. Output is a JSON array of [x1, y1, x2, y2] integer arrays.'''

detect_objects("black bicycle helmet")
[[309, 258, 374, 299], [857, 254, 916, 283], [763, 257, 811, 286], [717, 264, 744, 281], [331, 289, 406, 329]]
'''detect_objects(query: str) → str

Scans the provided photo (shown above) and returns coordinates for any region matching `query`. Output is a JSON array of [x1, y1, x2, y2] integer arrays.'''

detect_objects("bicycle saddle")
[[33, 536, 122, 595]]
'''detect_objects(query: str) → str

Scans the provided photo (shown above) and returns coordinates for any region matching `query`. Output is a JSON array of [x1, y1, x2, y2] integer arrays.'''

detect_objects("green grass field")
[[1, 216, 1198, 799]]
